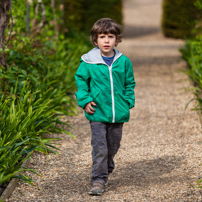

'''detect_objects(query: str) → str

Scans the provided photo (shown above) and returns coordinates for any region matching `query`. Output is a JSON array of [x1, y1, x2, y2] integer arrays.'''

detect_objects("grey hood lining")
[[81, 47, 122, 65]]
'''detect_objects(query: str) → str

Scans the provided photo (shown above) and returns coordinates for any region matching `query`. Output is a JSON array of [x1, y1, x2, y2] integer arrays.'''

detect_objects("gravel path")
[[8, 0, 202, 201]]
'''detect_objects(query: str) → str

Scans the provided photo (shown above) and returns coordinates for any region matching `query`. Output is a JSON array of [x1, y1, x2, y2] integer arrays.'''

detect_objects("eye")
[[98, 35, 105, 39]]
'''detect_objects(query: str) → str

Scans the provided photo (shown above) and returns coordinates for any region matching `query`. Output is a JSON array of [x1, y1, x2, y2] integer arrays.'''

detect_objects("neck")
[[101, 50, 115, 57]]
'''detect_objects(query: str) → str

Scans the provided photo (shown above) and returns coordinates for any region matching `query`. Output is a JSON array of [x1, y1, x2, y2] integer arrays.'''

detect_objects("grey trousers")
[[90, 121, 123, 184]]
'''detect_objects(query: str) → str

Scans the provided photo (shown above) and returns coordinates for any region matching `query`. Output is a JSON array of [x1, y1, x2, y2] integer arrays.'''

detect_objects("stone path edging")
[[0, 158, 30, 202]]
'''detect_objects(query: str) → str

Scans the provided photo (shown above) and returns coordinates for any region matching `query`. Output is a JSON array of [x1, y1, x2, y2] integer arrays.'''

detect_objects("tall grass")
[[0, 0, 93, 189], [0, 80, 71, 185], [0, 33, 92, 186]]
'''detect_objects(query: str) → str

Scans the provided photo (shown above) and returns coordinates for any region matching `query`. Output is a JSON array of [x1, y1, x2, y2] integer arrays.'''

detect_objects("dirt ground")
[[8, 0, 202, 201]]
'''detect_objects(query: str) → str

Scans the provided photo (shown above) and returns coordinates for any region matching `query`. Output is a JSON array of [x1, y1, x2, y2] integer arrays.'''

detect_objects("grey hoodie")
[[81, 47, 122, 65]]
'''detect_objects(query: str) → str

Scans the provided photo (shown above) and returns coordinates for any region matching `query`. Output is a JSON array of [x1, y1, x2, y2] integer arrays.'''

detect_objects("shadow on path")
[[110, 155, 185, 189], [123, 25, 160, 38], [39, 155, 185, 196], [130, 56, 182, 69]]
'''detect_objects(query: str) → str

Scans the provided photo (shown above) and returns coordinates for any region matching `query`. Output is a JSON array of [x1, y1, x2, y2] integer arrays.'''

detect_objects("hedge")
[[162, 0, 200, 39], [63, 0, 123, 34]]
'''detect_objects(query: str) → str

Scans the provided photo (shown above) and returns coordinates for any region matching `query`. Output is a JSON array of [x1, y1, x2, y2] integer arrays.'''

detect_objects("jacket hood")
[[81, 47, 122, 65]]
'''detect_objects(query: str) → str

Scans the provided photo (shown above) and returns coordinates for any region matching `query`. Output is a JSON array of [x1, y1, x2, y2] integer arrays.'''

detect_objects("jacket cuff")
[[78, 97, 94, 109], [127, 99, 135, 109]]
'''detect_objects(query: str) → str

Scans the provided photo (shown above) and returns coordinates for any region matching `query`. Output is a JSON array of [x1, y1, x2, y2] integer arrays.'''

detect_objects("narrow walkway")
[[9, 0, 202, 201]]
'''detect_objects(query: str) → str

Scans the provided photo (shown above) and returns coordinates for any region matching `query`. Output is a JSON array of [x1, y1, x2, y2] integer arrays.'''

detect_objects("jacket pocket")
[[88, 89, 112, 122], [91, 89, 111, 105], [114, 91, 130, 122]]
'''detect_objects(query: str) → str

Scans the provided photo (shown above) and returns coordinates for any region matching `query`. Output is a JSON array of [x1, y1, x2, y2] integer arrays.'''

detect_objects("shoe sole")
[[89, 190, 104, 196]]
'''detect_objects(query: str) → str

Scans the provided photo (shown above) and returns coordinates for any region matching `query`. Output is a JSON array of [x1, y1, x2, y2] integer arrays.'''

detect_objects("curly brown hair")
[[90, 18, 122, 46]]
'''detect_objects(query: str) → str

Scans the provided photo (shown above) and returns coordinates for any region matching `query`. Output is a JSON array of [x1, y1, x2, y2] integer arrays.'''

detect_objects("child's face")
[[95, 33, 118, 57]]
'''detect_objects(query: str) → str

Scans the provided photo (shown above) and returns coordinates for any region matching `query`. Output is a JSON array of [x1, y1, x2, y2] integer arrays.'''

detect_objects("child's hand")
[[85, 101, 96, 115]]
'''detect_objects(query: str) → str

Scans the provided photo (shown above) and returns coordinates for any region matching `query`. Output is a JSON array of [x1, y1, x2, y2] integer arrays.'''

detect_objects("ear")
[[115, 40, 119, 46]]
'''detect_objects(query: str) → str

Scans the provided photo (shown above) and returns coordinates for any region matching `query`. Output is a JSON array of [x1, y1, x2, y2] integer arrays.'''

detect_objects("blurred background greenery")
[[162, 0, 201, 39]]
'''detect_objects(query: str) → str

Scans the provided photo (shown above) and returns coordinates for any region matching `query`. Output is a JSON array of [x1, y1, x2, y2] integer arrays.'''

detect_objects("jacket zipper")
[[107, 55, 122, 123], [104, 53, 122, 123], [109, 65, 115, 123]]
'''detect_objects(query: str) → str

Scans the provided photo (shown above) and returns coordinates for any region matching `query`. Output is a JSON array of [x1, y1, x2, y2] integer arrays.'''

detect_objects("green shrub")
[[162, 0, 200, 39], [180, 36, 202, 111], [63, 0, 123, 34], [0, 83, 57, 186], [180, 0, 202, 110], [0, 0, 93, 187], [180, 0, 202, 187]]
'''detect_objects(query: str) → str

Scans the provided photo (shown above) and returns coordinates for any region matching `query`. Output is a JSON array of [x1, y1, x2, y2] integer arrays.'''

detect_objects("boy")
[[75, 18, 136, 196]]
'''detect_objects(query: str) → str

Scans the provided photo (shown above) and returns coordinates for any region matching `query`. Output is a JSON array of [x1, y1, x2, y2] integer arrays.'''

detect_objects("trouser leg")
[[106, 123, 123, 174], [90, 121, 123, 184], [90, 121, 108, 184]]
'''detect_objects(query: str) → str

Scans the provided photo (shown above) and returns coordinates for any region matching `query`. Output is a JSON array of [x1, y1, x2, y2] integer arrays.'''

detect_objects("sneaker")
[[104, 177, 108, 186], [89, 181, 105, 196]]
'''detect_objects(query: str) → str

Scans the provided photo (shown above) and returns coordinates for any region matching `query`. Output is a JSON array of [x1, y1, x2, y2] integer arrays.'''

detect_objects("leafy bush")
[[0, 33, 92, 186], [63, 0, 123, 34], [162, 0, 200, 39], [180, 0, 202, 188], [0, 80, 72, 185], [180, 36, 202, 111], [180, 0, 202, 111], [0, 1, 93, 187]]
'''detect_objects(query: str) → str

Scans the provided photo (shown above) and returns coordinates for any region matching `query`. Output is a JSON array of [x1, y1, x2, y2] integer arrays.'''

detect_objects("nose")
[[105, 36, 109, 42]]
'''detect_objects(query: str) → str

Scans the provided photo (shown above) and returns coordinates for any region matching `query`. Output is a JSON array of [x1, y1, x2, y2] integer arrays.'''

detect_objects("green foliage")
[[181, 37, 202, 86], [180, 36, 202, 111], [180, 1, 202, 188], [194, 0, 202, 35], [0, 81, 70, 185], [0, 33, 91, 185], [180, 1, 202, 111], [63, 0, 123, 34], [0, 0, 93, 187], [0, 78, 69, 185], [10, 1, 27, 34], [162, 0, 200, 39], [1, 0, 120, 189]]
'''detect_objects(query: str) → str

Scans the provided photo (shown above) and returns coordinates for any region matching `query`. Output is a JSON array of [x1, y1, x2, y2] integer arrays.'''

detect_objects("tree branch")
[[0, 0, 11, 70], [5, 0, 13, 45]]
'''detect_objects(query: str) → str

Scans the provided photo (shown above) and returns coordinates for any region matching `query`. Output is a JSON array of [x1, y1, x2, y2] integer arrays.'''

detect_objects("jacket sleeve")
[[75, 61, 93, 109], [125, 58, 136, 109]]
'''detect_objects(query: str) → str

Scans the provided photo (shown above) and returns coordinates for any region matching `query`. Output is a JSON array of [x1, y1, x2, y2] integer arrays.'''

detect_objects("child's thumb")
[[91, 101, 96, 106]]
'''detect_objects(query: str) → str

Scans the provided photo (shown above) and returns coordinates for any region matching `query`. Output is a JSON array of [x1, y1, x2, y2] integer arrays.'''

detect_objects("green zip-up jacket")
[[75, 47, 136, 123]]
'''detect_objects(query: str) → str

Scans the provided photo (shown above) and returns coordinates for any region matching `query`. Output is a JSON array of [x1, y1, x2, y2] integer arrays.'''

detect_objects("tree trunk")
[[0, 0, 11, 70]]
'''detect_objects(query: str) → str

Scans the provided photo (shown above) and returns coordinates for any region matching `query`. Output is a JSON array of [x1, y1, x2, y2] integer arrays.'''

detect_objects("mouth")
[[104, 46, 110, 48]]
